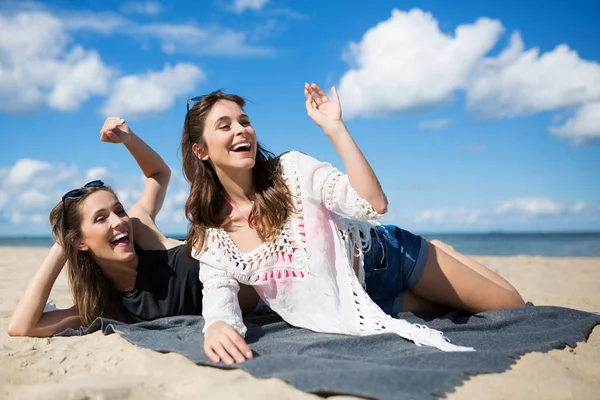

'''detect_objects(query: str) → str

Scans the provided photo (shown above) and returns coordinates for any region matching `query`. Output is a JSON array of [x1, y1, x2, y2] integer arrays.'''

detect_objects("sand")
[[1, 247, 599, 400]]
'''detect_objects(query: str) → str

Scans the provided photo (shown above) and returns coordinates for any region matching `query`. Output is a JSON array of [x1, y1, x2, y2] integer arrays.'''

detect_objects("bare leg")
[[411, 242, 525, 313], [400, 289, 449, 314], [429, 240, 522, 296]]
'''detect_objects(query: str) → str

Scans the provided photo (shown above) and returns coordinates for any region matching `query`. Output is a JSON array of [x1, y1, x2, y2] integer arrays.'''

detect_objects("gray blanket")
[[57, 305, 600, 400]]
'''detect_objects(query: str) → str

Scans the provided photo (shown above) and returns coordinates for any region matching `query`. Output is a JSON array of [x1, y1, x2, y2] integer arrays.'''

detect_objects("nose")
[[108, 212, 127, 229], [232, 120, 246, 136]]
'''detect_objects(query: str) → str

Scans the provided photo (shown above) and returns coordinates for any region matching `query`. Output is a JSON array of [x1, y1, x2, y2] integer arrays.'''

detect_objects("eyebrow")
[[213, 114, 250, 128], [91, 208, 108, 220], [90, 203, 124, 219]]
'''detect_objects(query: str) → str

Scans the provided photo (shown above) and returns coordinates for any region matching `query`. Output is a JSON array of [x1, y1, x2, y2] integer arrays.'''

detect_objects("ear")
[[192, 143, 209, 161], [75, 239, 89, 251]]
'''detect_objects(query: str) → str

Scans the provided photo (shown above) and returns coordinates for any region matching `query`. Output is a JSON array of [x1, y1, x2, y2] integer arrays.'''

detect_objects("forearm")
[[326, 122, 388, 214], [7, 243, 68, 335], [22, 308, 82, 337], [124, 132, 171, 180], [201, 281, 247, 336]]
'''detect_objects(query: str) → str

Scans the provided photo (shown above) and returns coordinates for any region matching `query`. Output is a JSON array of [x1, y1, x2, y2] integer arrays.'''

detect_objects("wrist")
[[122, 131, 136, 146], [324, 120, 348, 140]]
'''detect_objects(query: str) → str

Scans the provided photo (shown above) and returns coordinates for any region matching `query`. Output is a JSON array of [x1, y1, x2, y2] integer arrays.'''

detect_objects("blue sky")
[[0, 0, 599, 236]]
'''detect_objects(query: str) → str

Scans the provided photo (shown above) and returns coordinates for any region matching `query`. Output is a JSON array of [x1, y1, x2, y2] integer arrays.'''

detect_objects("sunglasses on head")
[[186, 95, 206, 135], [61, 180, 105, 228]]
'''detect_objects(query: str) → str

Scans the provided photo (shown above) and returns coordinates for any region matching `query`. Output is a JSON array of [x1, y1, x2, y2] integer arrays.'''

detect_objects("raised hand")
[[304, 83, 344, 136], [204, 321, 253, 364], [100, 117, 132, 144]]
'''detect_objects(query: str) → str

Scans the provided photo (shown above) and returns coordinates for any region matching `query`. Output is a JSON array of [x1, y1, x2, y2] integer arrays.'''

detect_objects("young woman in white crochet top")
[[181, 83, 525, 364]]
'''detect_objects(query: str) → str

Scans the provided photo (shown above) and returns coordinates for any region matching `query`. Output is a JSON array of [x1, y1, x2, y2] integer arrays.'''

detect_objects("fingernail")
[[246, 351, 252, 357]]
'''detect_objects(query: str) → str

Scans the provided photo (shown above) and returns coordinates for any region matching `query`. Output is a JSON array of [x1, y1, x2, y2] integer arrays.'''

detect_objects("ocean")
[[0, 232, 599, 257]]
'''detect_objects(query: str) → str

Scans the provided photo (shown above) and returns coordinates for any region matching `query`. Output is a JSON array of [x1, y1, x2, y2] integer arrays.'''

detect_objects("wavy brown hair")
[[49, 186, 128, 325], [182, 90, 294, 257]]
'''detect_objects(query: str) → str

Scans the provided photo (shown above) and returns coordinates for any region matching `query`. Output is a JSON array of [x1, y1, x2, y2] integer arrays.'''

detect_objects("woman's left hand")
[[304, 83, 345, 137]]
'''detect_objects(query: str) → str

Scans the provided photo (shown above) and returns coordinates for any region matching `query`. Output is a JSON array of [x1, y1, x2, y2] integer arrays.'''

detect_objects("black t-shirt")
[[118, 244, 203, 322]]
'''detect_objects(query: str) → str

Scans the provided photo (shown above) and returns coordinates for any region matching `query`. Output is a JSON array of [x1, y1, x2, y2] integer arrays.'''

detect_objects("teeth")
[[232, 142, 250, 151], [111, 232, 128, 243]]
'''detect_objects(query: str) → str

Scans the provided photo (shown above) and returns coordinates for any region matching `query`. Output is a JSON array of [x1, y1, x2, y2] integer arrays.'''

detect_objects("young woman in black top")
[[8, 117, 260, 337]]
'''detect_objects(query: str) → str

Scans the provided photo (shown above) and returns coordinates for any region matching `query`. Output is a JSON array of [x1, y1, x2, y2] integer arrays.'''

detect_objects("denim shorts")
[[363, 225, 429, 315]]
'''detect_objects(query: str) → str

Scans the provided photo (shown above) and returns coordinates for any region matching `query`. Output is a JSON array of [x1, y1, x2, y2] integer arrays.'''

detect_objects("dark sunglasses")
[[186, 95, 206, 135], [61, 180, 105, 228]]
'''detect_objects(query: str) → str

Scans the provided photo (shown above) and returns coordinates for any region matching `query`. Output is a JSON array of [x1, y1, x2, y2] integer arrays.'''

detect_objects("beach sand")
[[1, 247, 599, 400]]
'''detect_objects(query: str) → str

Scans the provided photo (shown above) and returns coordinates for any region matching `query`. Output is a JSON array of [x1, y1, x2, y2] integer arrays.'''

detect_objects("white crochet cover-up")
[[194, 151, 474, 352]]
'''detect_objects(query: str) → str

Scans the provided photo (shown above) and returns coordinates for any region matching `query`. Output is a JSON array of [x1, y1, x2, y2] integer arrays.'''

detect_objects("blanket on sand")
[[57, 305, 600, 400]]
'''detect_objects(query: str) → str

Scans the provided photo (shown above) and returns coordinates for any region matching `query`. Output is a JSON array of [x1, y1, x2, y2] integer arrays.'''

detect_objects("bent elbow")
[[6, 322, 29, 337], [373, 196, 388, 215], [375, 204, 388, 215]]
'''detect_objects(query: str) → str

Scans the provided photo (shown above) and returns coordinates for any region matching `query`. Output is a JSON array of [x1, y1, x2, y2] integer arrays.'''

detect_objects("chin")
[[239, 159, 256, 169], [111, 240, 136, 257]]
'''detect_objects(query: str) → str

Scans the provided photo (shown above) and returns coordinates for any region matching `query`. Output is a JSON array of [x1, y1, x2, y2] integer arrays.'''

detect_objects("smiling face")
[[75, 190, 136, 264], [195, 99, 257, 172]]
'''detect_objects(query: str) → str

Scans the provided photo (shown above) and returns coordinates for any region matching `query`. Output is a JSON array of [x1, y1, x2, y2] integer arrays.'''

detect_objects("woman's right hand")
[[204, 321, 253, 364], [100, 117, 132, 144]]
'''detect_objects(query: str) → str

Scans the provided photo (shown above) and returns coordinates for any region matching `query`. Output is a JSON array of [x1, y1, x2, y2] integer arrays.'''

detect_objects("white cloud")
[[0, 157, 194, 232], [415, 209, 483, 225], [114, 187, 143, 208], [549, 101, 600, 144], [1, 158, 79, 218], [5, 211, 46, 226], [131, 23, 272, 56], [5, 159, 52, 187], [495, 197, 564, 215], [174, 189, 188, 204], [0, 191, 8, 210], [61, 10, 272, 56], [406, 197, 598, 230], [60, 11, 129, 34], [572, 201, 586, 214], [418, 118, 452, 130], [4, 158, 78, 190], [230, 0, 270, 13], [10, 212, 24, 225], [336, 9, 600, 145], [121, 1, 163, 15], [30, 214, 46, 224], [467, 33, 600, 118], [100, 63, 205, 118], [0, 11, 113, 113], [48, 48, 113, 111], [86, 167, 110, 180], [337, 9, 503, 118], [0, 6, 273, 114], [18, 188, 52, 209]]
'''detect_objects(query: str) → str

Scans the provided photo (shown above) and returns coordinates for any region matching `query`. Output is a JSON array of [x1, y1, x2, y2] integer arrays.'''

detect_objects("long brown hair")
[[182, 90, 294, 257], [49, 186, 128, 325]]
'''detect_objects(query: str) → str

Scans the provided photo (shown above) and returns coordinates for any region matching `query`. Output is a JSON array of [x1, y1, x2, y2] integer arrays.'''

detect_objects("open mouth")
[[231, 142, 251, 153], [110, 232, 130, 248]]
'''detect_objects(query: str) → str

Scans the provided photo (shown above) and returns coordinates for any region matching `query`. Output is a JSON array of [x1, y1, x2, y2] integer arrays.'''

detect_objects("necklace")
[[223, 195, 255, 225]]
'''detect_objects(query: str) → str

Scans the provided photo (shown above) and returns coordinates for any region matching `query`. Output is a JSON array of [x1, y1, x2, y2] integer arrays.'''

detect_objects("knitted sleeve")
[[198, 260, 247, 337], [283, 151, 384, 221]]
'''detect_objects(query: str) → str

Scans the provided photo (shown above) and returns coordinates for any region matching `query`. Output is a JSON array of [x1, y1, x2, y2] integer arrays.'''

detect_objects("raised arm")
[[304, 83, 388, 214], [99, 117, 171, 220], [7, 243, 82, 337]]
